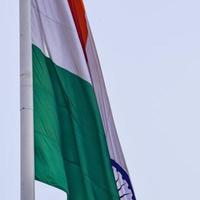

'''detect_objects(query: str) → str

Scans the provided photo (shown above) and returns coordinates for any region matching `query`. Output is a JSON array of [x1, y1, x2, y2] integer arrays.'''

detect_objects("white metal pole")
[[20, 0, 34, 199]]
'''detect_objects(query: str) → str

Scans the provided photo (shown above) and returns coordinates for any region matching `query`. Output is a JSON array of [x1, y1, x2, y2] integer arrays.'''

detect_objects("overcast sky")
[[1, 0, 200, 199]]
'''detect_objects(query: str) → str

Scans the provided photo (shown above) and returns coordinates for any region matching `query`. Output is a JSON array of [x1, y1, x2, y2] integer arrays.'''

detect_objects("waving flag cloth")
[[32, 0, 136, 199]]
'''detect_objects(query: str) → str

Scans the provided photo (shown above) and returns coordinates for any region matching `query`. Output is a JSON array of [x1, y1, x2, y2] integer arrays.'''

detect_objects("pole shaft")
[[20, 0, 34, 199]]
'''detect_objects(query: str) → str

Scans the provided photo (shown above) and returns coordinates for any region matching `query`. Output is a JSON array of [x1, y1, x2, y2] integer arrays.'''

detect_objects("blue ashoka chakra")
[[111, 159, 136, 200]]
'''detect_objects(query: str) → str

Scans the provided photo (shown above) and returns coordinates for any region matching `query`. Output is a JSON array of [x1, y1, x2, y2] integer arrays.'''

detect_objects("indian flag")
[[32, 0, 136, 199]]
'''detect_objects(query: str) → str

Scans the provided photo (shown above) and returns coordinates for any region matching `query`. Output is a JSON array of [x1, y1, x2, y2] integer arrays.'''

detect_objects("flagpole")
[[20, 0, 34, 199]]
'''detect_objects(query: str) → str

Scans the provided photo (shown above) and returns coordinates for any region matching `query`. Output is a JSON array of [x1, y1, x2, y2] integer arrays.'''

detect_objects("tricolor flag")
[[31, 0, 136, 199]]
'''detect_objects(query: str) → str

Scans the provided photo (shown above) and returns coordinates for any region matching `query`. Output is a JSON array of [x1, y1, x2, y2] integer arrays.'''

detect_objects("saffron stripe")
[[67, 0, 88, 58]]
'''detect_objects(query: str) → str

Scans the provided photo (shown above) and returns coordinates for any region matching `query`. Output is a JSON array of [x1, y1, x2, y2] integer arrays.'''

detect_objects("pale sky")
[[1, 0, 200, 199]]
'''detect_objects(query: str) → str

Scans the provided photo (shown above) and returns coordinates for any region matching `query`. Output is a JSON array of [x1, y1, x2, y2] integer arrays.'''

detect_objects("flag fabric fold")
[[32, 0, 136, 199]]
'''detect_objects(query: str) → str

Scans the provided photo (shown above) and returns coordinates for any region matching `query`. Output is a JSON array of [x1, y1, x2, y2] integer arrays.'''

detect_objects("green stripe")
[[33, 44, 119, 200]]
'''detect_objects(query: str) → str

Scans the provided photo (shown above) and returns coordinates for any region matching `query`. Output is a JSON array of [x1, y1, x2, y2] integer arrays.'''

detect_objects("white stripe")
[[85, 26, 134, 199], [85, 24, 128, 172], [32, 0, 91, 83]]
